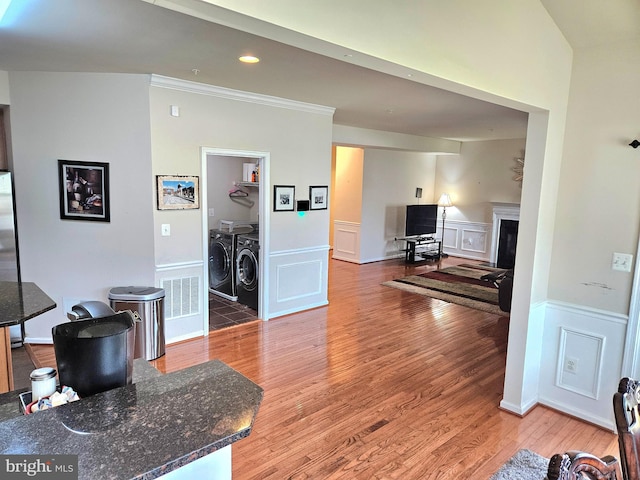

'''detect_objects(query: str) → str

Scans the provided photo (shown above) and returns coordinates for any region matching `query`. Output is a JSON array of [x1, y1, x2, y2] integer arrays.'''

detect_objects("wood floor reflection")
[[29, 256, 618, 479]]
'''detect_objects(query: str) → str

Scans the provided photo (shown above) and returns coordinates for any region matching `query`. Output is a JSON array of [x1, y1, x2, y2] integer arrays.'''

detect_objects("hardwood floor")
[[28, 256, 618, 479]]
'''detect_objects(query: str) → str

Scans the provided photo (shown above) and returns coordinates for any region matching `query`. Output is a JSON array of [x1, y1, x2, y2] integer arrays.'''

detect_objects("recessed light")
[[239, 56, 260, 64]]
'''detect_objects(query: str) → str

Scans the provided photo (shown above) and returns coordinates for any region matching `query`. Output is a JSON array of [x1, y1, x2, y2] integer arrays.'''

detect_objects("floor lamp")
[[437, 193, 452, 258]]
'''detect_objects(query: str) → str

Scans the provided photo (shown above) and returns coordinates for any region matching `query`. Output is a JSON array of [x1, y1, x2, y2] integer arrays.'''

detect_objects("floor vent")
[[162, 276, 200, 319]]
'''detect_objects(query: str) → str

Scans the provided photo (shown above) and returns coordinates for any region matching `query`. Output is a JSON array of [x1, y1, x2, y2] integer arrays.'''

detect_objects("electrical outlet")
[[564, 356, 578, 374], [612, 252, 633, 272]]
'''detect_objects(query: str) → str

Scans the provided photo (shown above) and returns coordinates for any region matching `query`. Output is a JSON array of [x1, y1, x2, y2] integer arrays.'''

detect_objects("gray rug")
[[489, 449, 548, 480]]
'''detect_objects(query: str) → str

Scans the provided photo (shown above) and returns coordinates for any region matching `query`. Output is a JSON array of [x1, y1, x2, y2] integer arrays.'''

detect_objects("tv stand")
[[397, 236, 442, 263]]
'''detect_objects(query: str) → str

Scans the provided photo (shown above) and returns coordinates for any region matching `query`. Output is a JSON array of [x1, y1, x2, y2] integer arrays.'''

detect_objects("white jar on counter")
[[30, 367, 57, 400]]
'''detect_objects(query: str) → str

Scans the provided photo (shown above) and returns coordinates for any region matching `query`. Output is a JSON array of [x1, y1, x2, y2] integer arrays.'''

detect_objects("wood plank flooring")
[[27, 256, 619, 479]]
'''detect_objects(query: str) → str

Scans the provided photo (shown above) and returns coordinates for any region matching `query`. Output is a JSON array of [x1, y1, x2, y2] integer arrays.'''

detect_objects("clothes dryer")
[[236, 233, 259, 311], [209, 230, 237, 300]]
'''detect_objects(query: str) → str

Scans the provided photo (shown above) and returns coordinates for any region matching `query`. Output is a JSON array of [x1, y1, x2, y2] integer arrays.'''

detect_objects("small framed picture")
[[309, 185, 328, 210], [274, 185, 295, 211], [58, 160, 110, 222], [157, 175, 200, 210]]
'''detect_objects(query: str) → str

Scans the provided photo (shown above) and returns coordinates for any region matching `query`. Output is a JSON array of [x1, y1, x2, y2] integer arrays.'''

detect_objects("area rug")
[[382, 263, 509, 316], [489, 449, 548, 480]]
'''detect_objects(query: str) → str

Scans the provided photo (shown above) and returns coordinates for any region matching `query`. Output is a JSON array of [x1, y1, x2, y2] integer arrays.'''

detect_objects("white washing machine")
[[235, 233, 259, 311]]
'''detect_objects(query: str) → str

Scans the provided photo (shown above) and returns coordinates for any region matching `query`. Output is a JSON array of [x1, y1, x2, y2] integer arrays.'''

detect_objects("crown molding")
[[150, 74, 335, 117]]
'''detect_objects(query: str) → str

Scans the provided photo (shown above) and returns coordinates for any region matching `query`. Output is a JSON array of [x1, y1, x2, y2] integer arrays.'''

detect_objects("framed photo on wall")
[[309, 185, 328, 210], [274, 185, 295, 211], [157, 175, 200, 210], [58, 159, 110, 222]]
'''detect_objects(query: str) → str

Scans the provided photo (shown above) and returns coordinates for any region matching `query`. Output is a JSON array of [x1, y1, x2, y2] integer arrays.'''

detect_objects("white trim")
[[623, 233, 640, 377], [166, 330, 205, 345], [156, 260, 204, 271], [151, 75, 335, 117], [24, 338, 53, 345], [499, 397, 537, 416], [268, 300, 330, 320], [536, 397, 615, 432], [270, 245, 330, 257], [546, 300, 628, 325], [490, 203, 520, 264]]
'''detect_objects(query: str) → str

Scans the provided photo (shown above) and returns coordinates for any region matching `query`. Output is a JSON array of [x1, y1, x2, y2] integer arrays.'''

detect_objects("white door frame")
[[200, 147, 271, 336], [622, 233, 640, 377]]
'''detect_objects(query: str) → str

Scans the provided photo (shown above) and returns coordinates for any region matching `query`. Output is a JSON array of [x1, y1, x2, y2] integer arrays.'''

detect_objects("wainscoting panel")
[[555, 327, 604, 399], [538, 301, 627, 430], [333, 221, 360, 263], [155, 261, 206, 344], [437, 220, 491, 261], [269, 246, 329, 318]]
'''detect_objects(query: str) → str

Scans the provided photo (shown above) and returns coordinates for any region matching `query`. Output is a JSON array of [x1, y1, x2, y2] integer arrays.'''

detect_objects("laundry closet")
[[206, 155, 261, 328]]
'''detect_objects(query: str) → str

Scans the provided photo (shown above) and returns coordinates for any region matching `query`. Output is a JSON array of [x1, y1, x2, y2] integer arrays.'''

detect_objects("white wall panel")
[[269, 246, 329, 318], [333, 221, 360, 263], [437, 219, 491, 261], [538, 301, 627, 430]]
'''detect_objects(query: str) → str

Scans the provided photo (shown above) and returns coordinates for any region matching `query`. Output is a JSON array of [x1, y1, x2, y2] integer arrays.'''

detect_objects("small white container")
[[30, 367, 57, 400]]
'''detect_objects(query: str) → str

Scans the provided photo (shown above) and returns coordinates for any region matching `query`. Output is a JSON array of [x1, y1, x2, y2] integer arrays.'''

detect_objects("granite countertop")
[[0, 359, 163, 422], [0, 281, 56, 327], [0, 359, 263, 479]]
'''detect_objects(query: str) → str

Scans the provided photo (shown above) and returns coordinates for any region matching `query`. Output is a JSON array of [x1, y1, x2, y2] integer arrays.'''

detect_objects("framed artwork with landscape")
[[58, 159, 110, 222], [156, 175, 200, 210]]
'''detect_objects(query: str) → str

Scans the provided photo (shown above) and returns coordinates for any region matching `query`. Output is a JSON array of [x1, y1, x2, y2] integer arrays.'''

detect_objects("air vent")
[[161, 276, 200, 320]]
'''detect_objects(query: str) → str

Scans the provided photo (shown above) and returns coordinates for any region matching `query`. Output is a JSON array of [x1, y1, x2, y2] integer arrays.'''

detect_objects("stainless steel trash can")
[[108, 286, 165, 360]]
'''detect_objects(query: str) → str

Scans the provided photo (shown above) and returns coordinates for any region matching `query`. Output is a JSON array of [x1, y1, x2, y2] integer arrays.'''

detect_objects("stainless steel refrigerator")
[[0, 171, 22, 345]]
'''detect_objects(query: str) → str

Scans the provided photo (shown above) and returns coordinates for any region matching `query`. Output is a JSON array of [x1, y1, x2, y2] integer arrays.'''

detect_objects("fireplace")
[[490, 203, 520, 268]]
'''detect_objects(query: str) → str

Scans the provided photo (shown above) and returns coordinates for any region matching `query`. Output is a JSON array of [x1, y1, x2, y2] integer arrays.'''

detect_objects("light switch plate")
[[612, 252, 633, 272], [161, 224, 171, 236]]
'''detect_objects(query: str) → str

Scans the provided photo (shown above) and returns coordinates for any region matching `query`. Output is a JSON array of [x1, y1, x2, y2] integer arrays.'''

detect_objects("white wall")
[[7, 72, 155, 341], [435, 139, 526, 224], [150, 78, 334, 329], [549, 41, 640, 315], [431, 139, 525, 261], [360, 149, 436, 263], [206, 155, 259, 233], [537, 39, 640, 427]]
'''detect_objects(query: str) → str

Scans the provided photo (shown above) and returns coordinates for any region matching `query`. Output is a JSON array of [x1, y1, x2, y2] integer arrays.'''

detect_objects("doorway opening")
[[200, 148, 270, 334]]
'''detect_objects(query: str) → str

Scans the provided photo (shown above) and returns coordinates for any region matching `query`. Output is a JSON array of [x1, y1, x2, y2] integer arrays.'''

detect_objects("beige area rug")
[[489, 449, 548, 480], [382, 264, 509, 316]]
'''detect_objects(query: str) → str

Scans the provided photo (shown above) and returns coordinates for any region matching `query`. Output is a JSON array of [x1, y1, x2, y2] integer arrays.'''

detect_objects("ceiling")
[[0, 0, 637, 143]]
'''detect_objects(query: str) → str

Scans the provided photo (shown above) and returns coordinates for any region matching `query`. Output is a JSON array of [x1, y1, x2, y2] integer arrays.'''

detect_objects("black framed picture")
[[58, 160, 110, 222], [156, 175, 200, 210], [310, 185, 328, 210], [274, 185, 295, 211]]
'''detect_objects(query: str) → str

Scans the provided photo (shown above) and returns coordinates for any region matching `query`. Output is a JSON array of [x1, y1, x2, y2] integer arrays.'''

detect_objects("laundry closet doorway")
[[201, 148, 270, 333]]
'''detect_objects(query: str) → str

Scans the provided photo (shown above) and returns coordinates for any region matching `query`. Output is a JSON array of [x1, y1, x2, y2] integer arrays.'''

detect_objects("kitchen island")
[[0, 281, 56, 392], [0, 359, 263, 479]]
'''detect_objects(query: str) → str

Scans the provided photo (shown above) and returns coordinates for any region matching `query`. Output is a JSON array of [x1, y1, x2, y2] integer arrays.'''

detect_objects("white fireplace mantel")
[[490, 203, 520, 264]]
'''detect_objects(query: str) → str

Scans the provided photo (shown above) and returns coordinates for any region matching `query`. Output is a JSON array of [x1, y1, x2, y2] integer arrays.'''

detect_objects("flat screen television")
[[405, 204, 438, 237]]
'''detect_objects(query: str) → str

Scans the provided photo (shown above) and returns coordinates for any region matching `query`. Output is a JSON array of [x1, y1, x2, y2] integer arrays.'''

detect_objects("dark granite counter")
[[0, 281, 56, 327], [0, 358, 163, 422], [0, 359, 263, 479]]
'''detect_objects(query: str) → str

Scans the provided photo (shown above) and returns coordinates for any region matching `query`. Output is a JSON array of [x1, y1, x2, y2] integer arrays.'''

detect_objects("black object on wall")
[[497, 220, 519, 269]]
